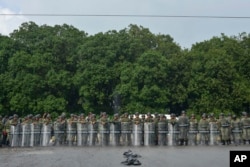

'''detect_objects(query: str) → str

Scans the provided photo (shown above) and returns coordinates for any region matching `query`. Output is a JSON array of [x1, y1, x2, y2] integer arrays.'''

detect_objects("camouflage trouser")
[[199, 129, 209, 145], [242, 128, 250, 141], [232, 128, 242, 145], [220, 127, 230, 141]]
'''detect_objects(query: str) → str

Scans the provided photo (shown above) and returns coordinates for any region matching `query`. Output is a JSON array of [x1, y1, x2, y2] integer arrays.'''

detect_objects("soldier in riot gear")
[[144, 112, 155, 146], [99, 112, 110, 146], [120, 113, 132, 146], [40, 114, 53, 146], [188, 114, 198, 145], [218, 113, 230, 145], [198, 113, 209, 145], [109, 113, 121, 146], [178, 111, 189, 146], [153, 113, 160, 145], [241, 112, 250, 144], [77, 113, 88, 146], [132, 112, 143, 146], [168, 113, 179, 146], [231, 115, 242, 145], [88, 114, 99, 146], [32, 115, 42, 146], [208, 113, 220, 145], [67, 114, 77, 146], [158, 114, 168, 146], [9, 114, 20, 147]]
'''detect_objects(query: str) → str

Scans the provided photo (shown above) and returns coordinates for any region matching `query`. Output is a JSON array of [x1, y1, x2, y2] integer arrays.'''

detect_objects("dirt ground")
[[0, 145, 249, 167]]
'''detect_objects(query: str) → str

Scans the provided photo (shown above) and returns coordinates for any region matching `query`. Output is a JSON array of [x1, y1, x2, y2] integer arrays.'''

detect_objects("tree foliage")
[[0, 22, 250, 117]]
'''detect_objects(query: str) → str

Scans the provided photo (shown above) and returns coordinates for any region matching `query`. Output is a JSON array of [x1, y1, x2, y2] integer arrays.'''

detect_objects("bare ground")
[[0, 145, 249, 167]]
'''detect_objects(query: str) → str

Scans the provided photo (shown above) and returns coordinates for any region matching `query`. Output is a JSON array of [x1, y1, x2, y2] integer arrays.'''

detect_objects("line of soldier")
[[0, 111, 250, 147]]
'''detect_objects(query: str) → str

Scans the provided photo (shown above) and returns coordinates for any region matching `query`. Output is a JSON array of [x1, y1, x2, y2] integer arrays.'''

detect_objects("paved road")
[[0, 145, 249, 167]]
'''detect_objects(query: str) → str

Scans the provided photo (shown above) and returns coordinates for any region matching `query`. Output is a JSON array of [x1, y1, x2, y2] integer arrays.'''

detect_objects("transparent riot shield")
[[53, 123, 60, 146], [77, 123, 88, 146], [66, 123, 77, 146], [121, 122, 132, 146], [40, 124, 52, 146], [88, 122, 99, 146], [99, 122, 110, 146], [188, 122, 198, 146], [168, 123, 179, 146], [30, 123, 34, 147], [109, 122, 121, 146], [158, 122, 168, 146], [10, 124, 21, 147], [33, 123, 41, 146], [198, 129, 209, 145], [21, 124, 31, 147], [232, 127, 242, 145], [132, 123, 143, 146], [144, 122, 155, 146], [209, 122, 220, 145]]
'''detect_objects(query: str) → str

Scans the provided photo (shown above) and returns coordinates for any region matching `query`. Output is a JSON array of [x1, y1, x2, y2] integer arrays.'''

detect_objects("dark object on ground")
[[122, 150, 142, 166]]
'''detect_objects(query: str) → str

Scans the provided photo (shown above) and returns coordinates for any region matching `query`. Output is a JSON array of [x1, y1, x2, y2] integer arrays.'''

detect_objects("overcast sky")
[[0, 0, 250, 48]]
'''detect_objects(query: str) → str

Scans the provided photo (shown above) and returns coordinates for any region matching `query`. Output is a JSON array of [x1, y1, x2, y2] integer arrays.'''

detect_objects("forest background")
[[0, 22, 250, 119]]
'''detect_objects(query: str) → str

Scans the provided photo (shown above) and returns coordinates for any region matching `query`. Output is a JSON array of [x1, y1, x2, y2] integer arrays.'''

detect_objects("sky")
[[0, 0, 250, 48]]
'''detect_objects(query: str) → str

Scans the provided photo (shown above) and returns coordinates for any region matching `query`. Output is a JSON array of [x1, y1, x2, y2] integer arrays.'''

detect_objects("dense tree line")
[[0, 22, 250, 118]]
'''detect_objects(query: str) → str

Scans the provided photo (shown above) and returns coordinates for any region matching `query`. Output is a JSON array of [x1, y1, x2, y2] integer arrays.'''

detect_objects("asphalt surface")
[[0, 145, 249, 167]]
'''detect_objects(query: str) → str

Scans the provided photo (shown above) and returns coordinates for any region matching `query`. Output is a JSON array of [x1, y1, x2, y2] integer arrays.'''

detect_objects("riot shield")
[[188, 122, 198, 146], [99, 122, 110, 146], [232, 127, 242, 145], [121, 122, 132, 146], [144, 122, 155, 146], [66, 123, 77, 146], [168, 123, 179, 146], [109, 122, 121, 146], [33, 123, 41, 146], [40, 124, 52, 146], [77, 123, 88, 146], [88, 122, 99, 146], [132, 123, 143, 146], [30, 123, 34, 147], [198, 129, 209, 145], [21, 124, 31, 147], [158, 122, 168, 146], [209, 122, 220, 145], [10, 124, 21, 147], [53, 123, 61, 146]]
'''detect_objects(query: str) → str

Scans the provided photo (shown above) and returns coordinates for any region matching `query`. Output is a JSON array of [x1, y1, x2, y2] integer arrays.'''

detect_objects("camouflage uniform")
[[144, 113, 155, 146], [178, 111, 189, 145], [198, 114, 209, 145], [9, 115, 20, 147], [109, 114, 121, 146], [32, 115, 42, 146], [158, 114, 168, 146], [231, 115, 242, 145], [120, 113, 132, 146], [188, 114, 198, 145], [218, 113, 230, 145], [208, 114, 220, 145], [67, 114, 77, 146], [88, 114, 99, 146], [132, 112, 143, 146], [40, 114, 52, 146], [77, 114, 88, 146], [241, 112, 250, 144], [168, 113, 179, 146], [99, 113, 110, 146]]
